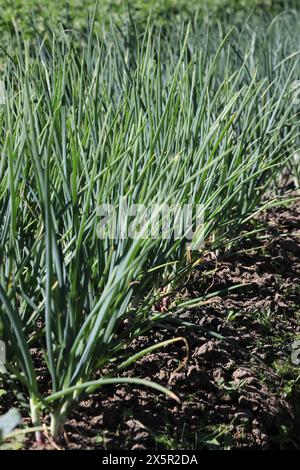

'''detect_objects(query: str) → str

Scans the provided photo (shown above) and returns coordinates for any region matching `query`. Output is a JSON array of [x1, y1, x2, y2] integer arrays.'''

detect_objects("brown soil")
[[3, 200, 300, 450]]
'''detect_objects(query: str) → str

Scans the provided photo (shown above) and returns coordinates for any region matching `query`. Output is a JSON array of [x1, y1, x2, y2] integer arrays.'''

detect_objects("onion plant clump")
[[0, 18, 298, 440]]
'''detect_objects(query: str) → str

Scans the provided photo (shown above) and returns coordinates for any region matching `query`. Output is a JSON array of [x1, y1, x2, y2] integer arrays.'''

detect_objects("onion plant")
[[0, 15, 298, 440]]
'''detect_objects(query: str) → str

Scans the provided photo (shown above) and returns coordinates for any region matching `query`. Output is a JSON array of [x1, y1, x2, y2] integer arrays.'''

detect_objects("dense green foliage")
[[0, 2, 299, 439], [0, 0, 298, 31]]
